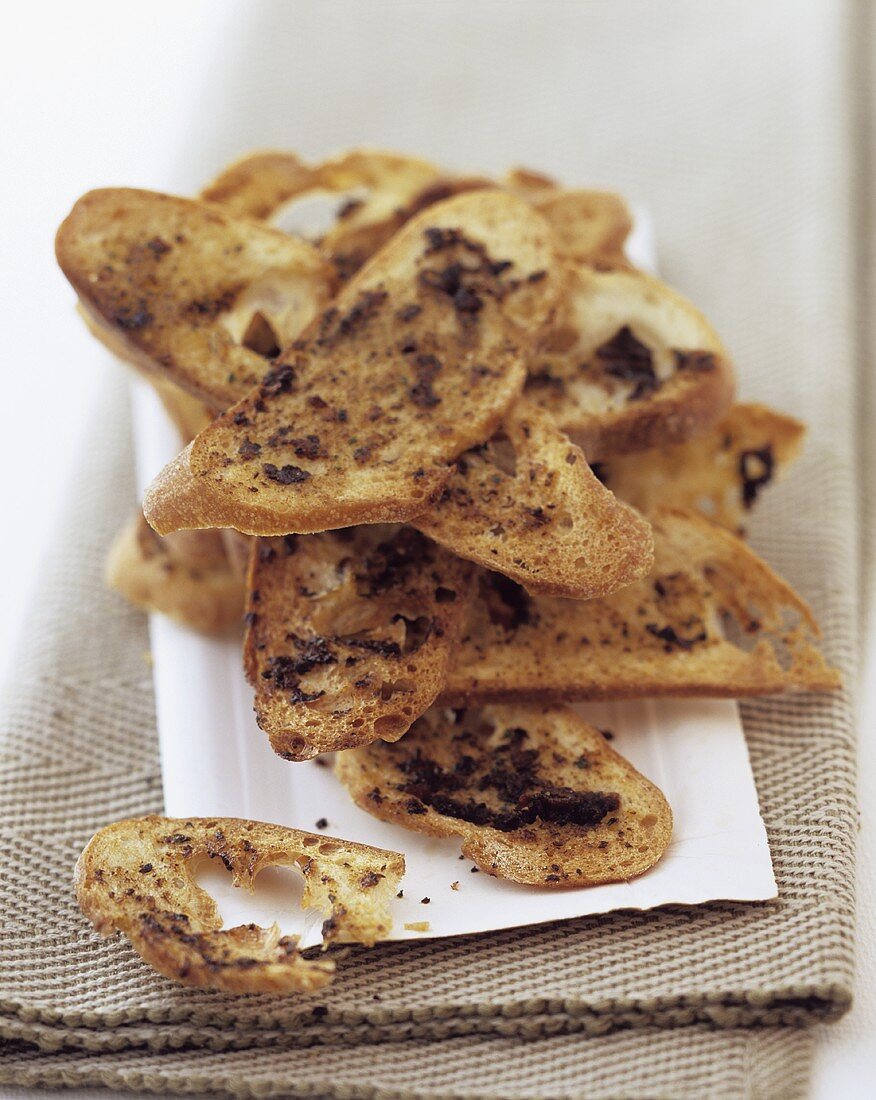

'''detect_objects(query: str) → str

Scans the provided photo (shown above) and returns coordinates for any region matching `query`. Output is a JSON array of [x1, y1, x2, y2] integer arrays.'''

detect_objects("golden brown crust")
[[526, 265, 735, 460], [200, 150, 316, 219], [413, 401, 654, 598], [144, 190, 560, 537], [75, 816, 404, 992], [595, 403, 806, 533], [244, 527, 474, 760], [336, 704, 672, 886], [56, 188, 335, 409], [106, 514, 244, 634], [443, 507, 841, 704]]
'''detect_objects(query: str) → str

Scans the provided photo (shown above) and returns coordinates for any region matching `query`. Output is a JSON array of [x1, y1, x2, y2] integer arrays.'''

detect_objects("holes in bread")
[[379, 679, 416, 701], [270, 187, 369, 239], [241, 311, 282, 358], [483, 434, 517, 478], [394, 614, 433, 654], [191, 859, 323, 945]]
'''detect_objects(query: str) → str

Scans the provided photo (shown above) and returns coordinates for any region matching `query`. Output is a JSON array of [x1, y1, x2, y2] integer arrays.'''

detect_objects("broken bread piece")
[[144, 190, 559, 536], [107, 514, 244, 634], [76, 816, 404, 992], [336, 704, 671, 886], [593, 403, 806, 533], [56, 188, 335, 409], [413, 402, 654, 598], [245, 526, 474, 760], [444, 507, 840, 703], [526, 265, 734, 460], [536, 190, 634, 268]]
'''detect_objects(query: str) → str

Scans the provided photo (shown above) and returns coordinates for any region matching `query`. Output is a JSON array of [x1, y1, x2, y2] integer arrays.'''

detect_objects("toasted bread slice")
[[106, 514, 244, 634], [594, 403, 806, 533], [526, 265, 734, 460], [144, 190, 559, 537], [202, 149, 445, 278], [336, 704, 671, 886], [222, 529, 255, 580], [444, 507, 840, 703], [536, 190, 634, 268], [412, 402, 653, 598], [56, 188, 335, 409], [75, 815, 404, 992], [245, 527, 474, 760], [200, 150, 316, 219]]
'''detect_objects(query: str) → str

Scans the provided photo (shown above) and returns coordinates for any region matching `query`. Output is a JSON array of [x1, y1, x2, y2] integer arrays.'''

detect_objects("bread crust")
[[413, 401, 654, 598], [75, 815, 404, 992], [443, 507, 841, 703], [144, 190, 559, 536], [336, 704, 672, 886], [244, 527, 475, 759], [526, 265, 735, 459]]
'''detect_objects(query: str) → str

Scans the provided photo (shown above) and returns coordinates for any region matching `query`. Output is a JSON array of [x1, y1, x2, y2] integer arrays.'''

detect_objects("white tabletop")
[[1, 2, 872, 1096]]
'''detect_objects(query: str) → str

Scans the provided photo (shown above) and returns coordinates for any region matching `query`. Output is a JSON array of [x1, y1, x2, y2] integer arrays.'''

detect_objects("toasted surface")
[[594, 403, 806, 532], [144, 190, 559, 536], [200, 150, 316, 219], [336, 704, 671, 886], [245, 526, 474, 760], [444, 507, 840, 703], [56, 188, 335, 409], [203, 149, 445, 278], [413, 402, 654, 598], [75, 815, 404, 992], [536, 190, 634, 267], [106, 514, 244, 634], [526, 265, 734, 459]]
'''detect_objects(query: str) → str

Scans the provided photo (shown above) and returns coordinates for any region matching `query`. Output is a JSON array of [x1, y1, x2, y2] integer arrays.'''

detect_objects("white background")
[[0, 2, 872, 1096]]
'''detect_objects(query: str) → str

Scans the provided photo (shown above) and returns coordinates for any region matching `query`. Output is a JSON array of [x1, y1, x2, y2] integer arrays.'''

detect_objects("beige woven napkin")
[[0, 3, 862, 1095]]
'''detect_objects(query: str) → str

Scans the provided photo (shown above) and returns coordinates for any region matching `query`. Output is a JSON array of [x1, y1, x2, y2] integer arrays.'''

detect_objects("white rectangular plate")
[[131, 211, 776, 941]]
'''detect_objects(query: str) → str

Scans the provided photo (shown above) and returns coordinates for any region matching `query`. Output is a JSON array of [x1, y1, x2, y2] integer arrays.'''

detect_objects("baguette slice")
[[106, 514, 244, 634], [526, 265, 735, 460], [76, 816, 404, 992], [144, 190, 559, 536], [336, 704, 671, 886], [245, 527, 474, 760], [593, 403, 805, 533], [56, 188, 335, 409], [413, 402, 654, 598], [444, 507, 840, 703]]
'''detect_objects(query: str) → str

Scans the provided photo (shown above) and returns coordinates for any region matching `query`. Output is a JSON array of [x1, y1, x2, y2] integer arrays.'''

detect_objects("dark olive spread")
[[395, 725, 619, 832]]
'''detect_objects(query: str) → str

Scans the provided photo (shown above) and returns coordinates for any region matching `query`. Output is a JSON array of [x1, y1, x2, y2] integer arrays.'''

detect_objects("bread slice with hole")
[[245, 526, 475, 760], [144, 190, 559, 537], [203, 148, 445, 279], [412, 401, 653, 598], [76, 815, 404, 992], [56, 188, 336, 410], [200, 150, 317, 219], [593, 403, 806, 533], [106, 514, 244, 634], [443, 507, 840, 703], [336, 704, 671, 886], [526, 265, 734, 460]]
